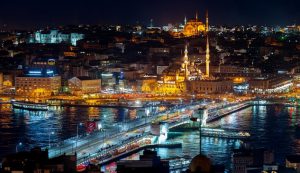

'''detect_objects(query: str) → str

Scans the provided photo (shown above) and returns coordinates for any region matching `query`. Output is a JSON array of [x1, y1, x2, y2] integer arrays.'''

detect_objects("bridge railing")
[[77, 133, 150, 165]]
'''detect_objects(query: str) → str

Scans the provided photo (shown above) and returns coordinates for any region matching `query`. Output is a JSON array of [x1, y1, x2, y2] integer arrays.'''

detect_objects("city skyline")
[[0, 0, 299, 29], [0, 1, 299, 172]]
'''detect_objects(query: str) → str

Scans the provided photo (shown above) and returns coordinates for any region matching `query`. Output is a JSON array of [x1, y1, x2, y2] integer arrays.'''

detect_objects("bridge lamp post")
[[76, 123, 83, 151], [16, 142, 22, 153], [98, 123, 105, 145], [145, 108, 150, 124], [190, 108, 204, 155], [48, 131, 55, 149]]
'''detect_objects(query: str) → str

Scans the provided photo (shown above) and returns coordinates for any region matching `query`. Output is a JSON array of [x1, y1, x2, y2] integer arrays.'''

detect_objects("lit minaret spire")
[[184, 16, 187, 25], [195, 11, 198, 21], [184, 44, 188, 62], [206, 10, 209, 32], [184, 44, 189, 79], [205, 35, 210, 77], [205, 10, 210, 77]]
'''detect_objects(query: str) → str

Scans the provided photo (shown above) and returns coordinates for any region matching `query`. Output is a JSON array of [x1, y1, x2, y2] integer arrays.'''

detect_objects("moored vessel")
[[11, 100, 49, 111]]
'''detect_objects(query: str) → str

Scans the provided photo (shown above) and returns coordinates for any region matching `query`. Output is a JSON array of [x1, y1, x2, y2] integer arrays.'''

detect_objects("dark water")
[[0, 104, 300, 170]]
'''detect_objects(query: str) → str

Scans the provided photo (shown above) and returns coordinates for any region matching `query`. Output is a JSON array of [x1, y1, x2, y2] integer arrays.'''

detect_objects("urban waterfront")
[[163, 104, 300, 166], [0, 104, 151, 158], [1, 103, 300, 170]]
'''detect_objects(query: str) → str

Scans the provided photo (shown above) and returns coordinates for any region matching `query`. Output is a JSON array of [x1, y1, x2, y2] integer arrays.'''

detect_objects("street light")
[[190, 108, 205, 155], [77, 123, 83, 139], [48, 131, 54, 148], [16, 142, 22, 153], [76, 123, 83, 151], [145, 108, 150, 124]]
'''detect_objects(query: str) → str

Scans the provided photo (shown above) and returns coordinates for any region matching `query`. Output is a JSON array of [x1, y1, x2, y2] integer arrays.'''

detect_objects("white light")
[[98, 123, 102, 130], [135, 100, 141, 105], [29, 71, 41, 74]]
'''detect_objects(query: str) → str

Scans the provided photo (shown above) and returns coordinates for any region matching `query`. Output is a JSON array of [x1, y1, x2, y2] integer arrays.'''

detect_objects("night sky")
[[0, 0, 299, 29]]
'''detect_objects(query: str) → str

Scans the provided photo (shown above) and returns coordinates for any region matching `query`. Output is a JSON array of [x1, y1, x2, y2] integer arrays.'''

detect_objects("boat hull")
[[12, 101, 48, 111]]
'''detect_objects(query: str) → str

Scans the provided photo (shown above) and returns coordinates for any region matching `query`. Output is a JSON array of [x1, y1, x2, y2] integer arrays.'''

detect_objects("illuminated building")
[[249, 76, 293, 94], [286, 155, 300, 171], [188, 79, 233, 94], [187, 29, 234, 94], [101, 72, 124, 91], [68, 76, 101, 95], [172, 11, 209, 38], [142, 44, 202, 94], [149, 47, 170, 56], [32, 57, 57, 67], [101, 72, 116, 90], [3, 74, 17, 87], [294, 74, 300, 89], [15, 68, 61, 97], [32, 30, 84, 46], [232, 148, 275, 173]]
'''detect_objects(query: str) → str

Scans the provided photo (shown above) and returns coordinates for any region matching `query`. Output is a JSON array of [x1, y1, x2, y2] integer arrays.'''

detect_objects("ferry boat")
[[11, 100, 49, 111], [168, 157, 191, 171], [201, 127, 250, 139]]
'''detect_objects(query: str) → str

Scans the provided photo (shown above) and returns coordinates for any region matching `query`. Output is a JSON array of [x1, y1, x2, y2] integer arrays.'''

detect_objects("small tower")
[[205, 35, 210, 77], [195, 11, 198, 22], [183, 44, 190, 79], [205, 10, 209, 32], [184, 44, 189, 63], [184, 16, 187, 25], [150, 19, 154, 27]]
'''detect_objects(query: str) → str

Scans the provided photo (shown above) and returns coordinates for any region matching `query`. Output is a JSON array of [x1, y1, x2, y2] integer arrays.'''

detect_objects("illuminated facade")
[[249, 76, 293, 94], [68, 76, 101, 96], [188, 79, 233, 94], [32, 30, 84, 46], [15, 69, 61, 97]]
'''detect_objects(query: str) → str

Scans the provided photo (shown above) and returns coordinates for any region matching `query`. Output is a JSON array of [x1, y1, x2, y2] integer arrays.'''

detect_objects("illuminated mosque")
[[171, 11, 209, 38], [142, 22, 211, 94], [142, 11, 233, 94], [183, 11, 209, 37]]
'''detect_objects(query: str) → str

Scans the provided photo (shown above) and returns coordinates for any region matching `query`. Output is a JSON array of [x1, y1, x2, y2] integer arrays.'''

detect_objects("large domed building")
[[183, 13, 207, 37], [141, 44, 203, 94], [171, 11, 209, 38]]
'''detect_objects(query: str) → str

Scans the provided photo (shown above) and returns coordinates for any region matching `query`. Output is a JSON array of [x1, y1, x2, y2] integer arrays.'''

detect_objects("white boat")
[[11, 101, 49, 111]]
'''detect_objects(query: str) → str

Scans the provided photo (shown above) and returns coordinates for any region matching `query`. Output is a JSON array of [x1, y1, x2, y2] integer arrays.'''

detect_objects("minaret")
[[205, 10, 209, 32], [150, 19, 154, 27], [184, 44, 189, 79], [195, 11, 198, 21], [205, 35, 210, 77], [184, 16, 187, 25], [184, 44, 189, 63]]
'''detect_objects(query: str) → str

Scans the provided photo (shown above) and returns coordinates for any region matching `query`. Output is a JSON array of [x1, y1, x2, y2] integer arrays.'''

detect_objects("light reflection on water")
[[103, 105, 300, 172], [0, 105, 151, 159], [0, 104, 300, 171]]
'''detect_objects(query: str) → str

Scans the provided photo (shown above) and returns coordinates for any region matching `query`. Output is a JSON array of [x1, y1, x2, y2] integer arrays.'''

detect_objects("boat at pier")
[[11, 100, 49, 111]]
